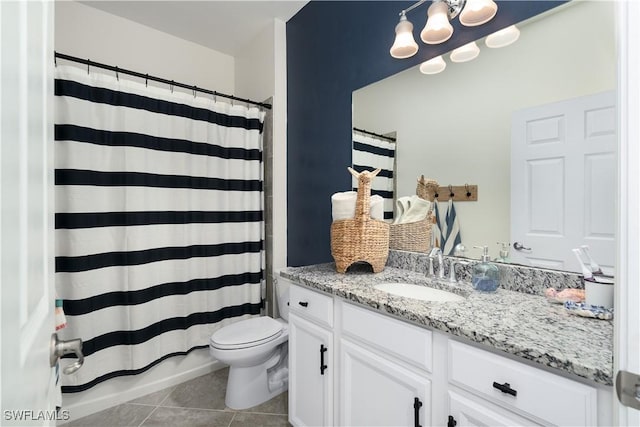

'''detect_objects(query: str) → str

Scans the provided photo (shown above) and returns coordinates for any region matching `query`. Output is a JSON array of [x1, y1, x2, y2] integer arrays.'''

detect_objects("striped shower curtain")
[[54, 66, 265, 392], [352, 131, 396, 220]]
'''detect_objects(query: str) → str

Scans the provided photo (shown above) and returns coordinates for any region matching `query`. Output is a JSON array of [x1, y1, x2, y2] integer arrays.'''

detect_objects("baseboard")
[[60, 348, 225, 423]]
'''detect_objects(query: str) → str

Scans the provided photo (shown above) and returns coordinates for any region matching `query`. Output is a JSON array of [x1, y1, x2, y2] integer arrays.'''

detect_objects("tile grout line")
[[227, 411, 238, 427], [137, 404, 159, 427]]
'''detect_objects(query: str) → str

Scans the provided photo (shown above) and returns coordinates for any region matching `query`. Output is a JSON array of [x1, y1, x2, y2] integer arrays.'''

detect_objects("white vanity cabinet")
[[286, 280, 610, 427], [288, 285, 334, 427], [447, 340, 599, 426], [337, 300, 432, 427]]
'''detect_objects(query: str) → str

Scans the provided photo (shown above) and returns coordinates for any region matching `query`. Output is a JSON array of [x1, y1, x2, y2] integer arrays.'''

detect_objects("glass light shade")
[[459, 0, 498, 27], [419, 55, 446, 74], [450, 41, 480, 62], [390, 13, 419, 59], [485, 25, 520, 48], [420, 1, 453, 45]]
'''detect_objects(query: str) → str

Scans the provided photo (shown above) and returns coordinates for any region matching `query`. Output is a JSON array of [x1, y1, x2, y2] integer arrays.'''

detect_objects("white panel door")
[[339, 339, 431, 427], [289, 313, 333, 427], [511, 91, 616, 273], [1, 0, 58, 424]]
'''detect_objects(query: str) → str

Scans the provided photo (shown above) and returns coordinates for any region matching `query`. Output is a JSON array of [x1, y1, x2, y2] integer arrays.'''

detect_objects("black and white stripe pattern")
[[54, 66, 265, 393], [352, 131, 396, 220]]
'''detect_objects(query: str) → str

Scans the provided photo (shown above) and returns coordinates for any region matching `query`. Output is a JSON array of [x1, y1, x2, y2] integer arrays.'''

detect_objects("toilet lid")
[[210, 317, 283, 350]]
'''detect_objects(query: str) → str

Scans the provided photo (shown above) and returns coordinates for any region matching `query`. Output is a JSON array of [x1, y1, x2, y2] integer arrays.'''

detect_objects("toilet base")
[[225, 347, 288, 410]]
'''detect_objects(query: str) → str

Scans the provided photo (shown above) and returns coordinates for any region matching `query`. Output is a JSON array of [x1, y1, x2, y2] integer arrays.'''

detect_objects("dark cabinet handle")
[[413, 397, 422, 427], [298, 301, 309, 307], [320, 344, 328, 375], [493, 381, 517, 396], [447, 415, 457, 427]]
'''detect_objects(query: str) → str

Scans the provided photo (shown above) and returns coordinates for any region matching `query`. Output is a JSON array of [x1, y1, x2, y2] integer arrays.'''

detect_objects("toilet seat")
[[210, 317, 283, 350]]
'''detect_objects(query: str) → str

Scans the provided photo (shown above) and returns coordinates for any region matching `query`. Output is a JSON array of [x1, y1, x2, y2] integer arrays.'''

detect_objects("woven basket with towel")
[[388, 177, 438, 253], [331, 167, 390, 273]]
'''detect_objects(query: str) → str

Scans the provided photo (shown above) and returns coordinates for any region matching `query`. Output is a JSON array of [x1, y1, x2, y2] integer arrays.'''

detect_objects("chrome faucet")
[[448, 258, 470, 283], [428, 247, 444, 279]]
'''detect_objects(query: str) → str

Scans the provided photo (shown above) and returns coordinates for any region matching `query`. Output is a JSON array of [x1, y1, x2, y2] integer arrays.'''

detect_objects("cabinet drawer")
[[448, 340, 597, 426], [340, 301, 432, 372], [289, 284, 333, 328]]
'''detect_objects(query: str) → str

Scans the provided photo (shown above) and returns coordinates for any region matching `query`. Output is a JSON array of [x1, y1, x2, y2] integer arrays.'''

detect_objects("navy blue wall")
[[286, 1, 565, 267]]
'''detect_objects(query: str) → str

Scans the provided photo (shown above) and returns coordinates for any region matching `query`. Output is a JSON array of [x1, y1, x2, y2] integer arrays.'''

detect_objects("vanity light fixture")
[[390, 11, 419, 59], [419, 55, 447, 74], [450, 41, 480, 62], [485, 25, 521, 48], [390, 0, 498, 59]]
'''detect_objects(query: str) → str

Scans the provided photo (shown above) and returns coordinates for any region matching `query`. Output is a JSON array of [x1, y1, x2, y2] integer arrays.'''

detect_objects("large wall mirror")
[[353, 1, 616, 273]]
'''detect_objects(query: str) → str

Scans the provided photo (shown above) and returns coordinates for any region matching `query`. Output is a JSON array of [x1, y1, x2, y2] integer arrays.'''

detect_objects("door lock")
[[50, 333, 84, 375], [616, 370, 640, 410]]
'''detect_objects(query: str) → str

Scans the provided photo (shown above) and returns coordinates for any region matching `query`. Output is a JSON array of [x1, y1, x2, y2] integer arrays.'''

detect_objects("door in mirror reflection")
[[511, 91, 616, 274]]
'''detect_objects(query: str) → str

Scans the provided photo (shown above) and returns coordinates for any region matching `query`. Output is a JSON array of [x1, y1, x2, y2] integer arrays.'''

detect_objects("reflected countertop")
[[280, 263, 614, 387]]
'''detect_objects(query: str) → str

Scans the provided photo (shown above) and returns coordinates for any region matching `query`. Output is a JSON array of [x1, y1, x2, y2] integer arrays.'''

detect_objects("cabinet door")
[[289, 312, 333, 427], [339, 339, 431, 427], [449, 390, 540, 427]]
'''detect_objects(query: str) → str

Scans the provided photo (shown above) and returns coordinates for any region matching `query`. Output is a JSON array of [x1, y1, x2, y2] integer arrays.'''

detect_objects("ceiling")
[[80, 1, 308, 57]]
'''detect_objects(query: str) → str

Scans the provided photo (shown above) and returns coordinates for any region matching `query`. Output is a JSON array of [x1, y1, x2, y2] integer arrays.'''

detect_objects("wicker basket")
[[389, 212, 433, 253], [331, 168, 390, 273]]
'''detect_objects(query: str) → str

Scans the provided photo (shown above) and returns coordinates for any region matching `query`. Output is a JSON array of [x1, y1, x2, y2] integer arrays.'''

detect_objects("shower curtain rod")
[[54, 51, 272, 110], [353, 127, 397, 142]]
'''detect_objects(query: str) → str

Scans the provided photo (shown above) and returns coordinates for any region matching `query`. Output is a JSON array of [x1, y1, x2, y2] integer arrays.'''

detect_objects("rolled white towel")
[[398, 195, 431, 224], [331, 192, 385, 221], [393, 196, 413, 224], [331, 191, 357, 221], [370, 195, 384, 221]]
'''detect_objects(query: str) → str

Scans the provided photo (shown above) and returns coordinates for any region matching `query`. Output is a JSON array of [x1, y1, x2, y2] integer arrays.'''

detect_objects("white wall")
[[55, 1, 234, 93], [235, 19, 288, 286], [353, 1, 615, 259], [54, 1, 236, 420]]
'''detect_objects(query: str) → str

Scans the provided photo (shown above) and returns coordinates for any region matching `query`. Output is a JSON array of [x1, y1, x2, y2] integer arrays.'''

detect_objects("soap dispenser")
[[495, 242, 510, 263], [472, 246, 500, 292]]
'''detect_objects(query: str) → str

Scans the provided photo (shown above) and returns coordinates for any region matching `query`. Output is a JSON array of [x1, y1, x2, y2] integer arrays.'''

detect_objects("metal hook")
[[193, 85, 197, 98], [145, 74, 148, 87], [115, 66, 119, 81], [465, 183, 471, 198], [87, 59, 90, 75], [448, 185, 454, 198], [434, 192, 439, 199], [213, 91, 218, 103], [54, 53, 57, 67], [170, 80, 174, 93]]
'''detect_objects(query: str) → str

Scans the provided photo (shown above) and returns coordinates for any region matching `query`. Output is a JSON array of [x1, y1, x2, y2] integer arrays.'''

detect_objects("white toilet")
[[209, 277, 290, 410]]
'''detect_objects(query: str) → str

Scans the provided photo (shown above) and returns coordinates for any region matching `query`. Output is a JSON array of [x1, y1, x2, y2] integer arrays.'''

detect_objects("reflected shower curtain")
[[352, 131, 396, 220], [54, 66, 265, 392]]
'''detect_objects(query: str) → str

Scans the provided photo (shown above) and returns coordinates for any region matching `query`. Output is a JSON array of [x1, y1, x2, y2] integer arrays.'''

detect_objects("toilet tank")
[[275, 273, 290, 321]]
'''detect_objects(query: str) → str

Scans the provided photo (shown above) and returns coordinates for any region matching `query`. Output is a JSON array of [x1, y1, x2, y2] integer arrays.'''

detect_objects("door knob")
[[50, 333, 84, 375], [513, 242, 531, 251]]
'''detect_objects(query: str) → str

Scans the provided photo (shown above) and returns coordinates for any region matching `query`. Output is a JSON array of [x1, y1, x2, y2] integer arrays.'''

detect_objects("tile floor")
[[66, 368, 290, 427]]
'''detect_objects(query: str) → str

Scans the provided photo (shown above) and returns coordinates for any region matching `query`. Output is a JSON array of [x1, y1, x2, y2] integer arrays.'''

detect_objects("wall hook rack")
[[434, 184, 478, 202]]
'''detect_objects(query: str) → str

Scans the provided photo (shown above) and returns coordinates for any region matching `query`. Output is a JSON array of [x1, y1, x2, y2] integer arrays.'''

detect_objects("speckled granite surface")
[[387, 250, 584, 296], [280, 262, 613, 386]]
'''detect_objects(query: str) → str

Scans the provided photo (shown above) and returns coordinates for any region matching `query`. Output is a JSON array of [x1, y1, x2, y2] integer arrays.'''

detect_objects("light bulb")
[[390, 12, 419, 59], [450, 41, 480, 63], [485, 25, 520, 48], [421, 1, 453, 45], [419, 55, 446, 74], [459, 0, 498, 27]]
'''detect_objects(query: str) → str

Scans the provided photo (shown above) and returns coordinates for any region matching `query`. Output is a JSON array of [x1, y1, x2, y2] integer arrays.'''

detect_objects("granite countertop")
[[280, 263, 614, 386]]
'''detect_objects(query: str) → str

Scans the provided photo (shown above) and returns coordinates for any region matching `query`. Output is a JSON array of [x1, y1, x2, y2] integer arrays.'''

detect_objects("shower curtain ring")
[[193, 85, 197, 98]]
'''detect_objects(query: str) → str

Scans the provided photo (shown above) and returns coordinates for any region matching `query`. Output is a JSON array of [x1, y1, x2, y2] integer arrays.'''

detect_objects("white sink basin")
[[374, 283, 465, 303]]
